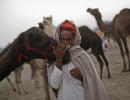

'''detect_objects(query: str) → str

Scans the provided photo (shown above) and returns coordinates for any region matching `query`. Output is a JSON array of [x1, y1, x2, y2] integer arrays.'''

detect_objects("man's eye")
[[67, 38, 71, 41]]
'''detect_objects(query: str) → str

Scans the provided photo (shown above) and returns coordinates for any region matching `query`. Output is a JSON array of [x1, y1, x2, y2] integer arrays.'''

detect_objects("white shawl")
[[69, 45, 109, 100]]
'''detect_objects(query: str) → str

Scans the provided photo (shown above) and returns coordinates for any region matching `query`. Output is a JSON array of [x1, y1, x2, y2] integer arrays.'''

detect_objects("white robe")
[[49, 62, 85, 100]]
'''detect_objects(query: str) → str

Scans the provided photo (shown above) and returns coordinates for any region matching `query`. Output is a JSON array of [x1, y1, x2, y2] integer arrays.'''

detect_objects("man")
[[48, 20, 109, 100]]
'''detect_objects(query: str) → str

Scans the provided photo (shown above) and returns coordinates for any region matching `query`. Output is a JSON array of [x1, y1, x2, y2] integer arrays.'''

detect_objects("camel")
[[87, 8, 130, 72], [79, 26, 111, 79], [5, 16, 56, 95], [0, 27, 57, 100]]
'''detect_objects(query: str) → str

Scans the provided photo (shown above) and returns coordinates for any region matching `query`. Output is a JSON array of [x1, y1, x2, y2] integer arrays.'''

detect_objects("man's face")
[[59, 30, 75, 46]]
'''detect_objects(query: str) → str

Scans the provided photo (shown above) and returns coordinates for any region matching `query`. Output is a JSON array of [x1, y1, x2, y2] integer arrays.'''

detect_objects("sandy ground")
[[0, 39, 130, 100]]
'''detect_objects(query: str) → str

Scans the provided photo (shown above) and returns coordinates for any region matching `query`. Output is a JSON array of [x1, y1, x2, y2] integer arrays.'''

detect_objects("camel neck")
[[94, 16, 109, 34]]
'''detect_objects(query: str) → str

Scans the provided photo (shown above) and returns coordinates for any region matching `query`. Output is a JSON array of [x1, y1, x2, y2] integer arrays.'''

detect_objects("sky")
[[0, 0, 130, 47]]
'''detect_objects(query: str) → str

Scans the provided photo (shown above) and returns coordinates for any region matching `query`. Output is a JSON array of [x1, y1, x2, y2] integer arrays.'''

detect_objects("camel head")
[[87, 8, 102, 18], [43, 15, 53, 25], [41, 15, 56, 38], [8, 27, 57, 64], [38, 16, 53, 31]]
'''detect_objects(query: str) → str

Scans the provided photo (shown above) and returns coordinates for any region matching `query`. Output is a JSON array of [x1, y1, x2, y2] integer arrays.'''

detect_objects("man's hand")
[[70, 67, 83, 81], [55, 44, 67, 70]]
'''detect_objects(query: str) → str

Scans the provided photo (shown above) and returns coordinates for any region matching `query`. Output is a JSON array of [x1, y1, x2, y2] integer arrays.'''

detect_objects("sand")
[[0, 39, 130, 100]]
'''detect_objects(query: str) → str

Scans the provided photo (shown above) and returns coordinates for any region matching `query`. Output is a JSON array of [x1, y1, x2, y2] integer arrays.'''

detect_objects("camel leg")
[[30, 61, 40, 89], [15, 66, 27, 95], [122, 37, 130, 71], [15, 67, 22, 95], [94, 54, 104, 79], [6, 77, 17, 92], [100, 51, 111, 78], [33, 68, 40, 89], [108, 38, 117, 48], [113, 39, 118, 48], [30, 63, 35, 79], [42, 63, 51, 100], [116, 39, 127, 72]]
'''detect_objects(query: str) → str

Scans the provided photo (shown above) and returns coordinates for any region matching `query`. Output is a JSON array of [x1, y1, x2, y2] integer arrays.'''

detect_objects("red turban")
[[59, 20, 77, 34]]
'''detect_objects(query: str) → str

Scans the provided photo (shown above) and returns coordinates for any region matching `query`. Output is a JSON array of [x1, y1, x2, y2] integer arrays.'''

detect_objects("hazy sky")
[[0, 0, 130, 47]]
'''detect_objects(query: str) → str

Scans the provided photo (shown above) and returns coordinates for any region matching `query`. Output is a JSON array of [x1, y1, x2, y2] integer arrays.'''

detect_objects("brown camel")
[[87, 8, 130, 72], [5, 16, 56, 95], [2, 45, 47, 95], [79, 26, 111, 79], [0, 27, 57, 100]]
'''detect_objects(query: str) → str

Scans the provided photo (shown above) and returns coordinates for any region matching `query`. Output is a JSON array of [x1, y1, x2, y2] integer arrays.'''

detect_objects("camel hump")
[[78, 25, 93, 33], [119, 8, 130, 15]]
